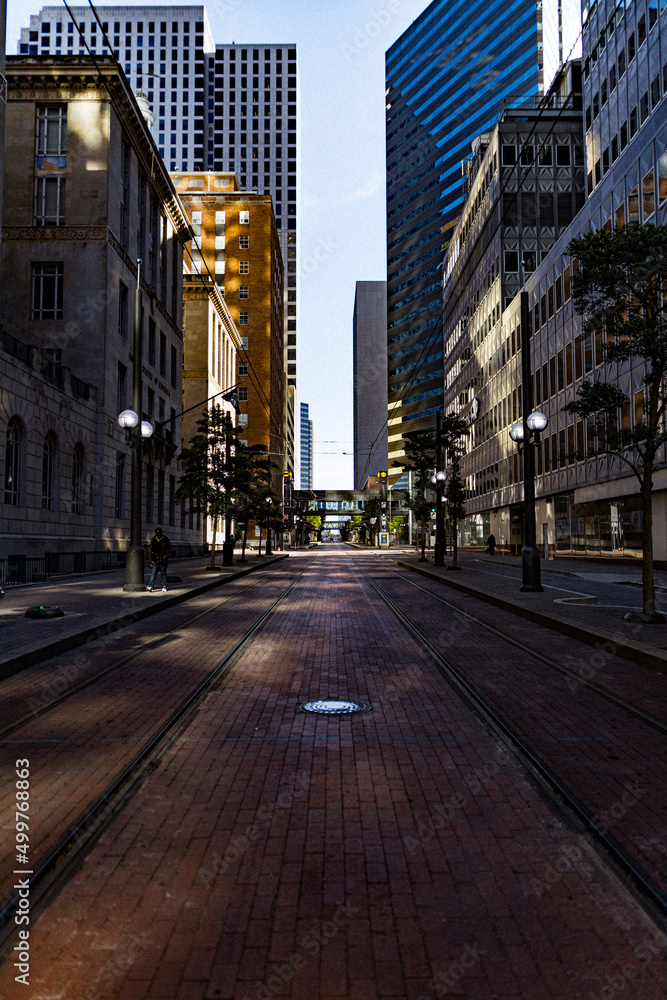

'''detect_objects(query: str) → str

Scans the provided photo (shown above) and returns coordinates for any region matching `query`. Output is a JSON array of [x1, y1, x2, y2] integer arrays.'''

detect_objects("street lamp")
[[369, 516, 377, 547], [430, 469, 447, 566], [510, 409, 548, 591], [265, 497, 274, 556], [118, 405, 154, 592]]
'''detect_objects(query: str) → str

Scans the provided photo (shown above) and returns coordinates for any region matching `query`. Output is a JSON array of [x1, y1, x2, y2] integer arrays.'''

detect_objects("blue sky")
[[7, 0, 427, 488]]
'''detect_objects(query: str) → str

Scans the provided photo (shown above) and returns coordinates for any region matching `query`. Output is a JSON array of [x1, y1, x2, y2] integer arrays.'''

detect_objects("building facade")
[[0, 55, 195, 559], [175, 171, 286, 487], [385, 0, 578, 481], [353, 280, 388, 490], [18, 10, 301, 414], [300, 401, 312, 490], [444, 0, 667, 559]]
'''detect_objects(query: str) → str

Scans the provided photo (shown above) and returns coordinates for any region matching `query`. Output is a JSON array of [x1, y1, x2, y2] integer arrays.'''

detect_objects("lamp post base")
[[123, 546, 145, 592], [222, 539, 235, 566], [433, 542, 445, 567], [520, 546, 543, 592]]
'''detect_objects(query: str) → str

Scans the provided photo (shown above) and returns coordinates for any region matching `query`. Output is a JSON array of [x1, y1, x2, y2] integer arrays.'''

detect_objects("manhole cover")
[[299, 700, 371, 715]]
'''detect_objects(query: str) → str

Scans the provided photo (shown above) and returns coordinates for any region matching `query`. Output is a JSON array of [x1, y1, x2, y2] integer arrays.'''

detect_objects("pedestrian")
[[147, 527, 171, 592], [486, 533, 496, 556]]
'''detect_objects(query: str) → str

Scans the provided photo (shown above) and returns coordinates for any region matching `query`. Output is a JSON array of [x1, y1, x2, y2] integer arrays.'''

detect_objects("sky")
[[7, 0, 428, 489]]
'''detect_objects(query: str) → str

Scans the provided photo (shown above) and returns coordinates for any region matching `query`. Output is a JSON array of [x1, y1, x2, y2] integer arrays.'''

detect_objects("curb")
[[0, 554, 290, 681], [396, 561, 667, 675]]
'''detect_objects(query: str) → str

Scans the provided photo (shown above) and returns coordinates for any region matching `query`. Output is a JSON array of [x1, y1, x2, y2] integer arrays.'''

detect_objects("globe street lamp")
[[510, 409, 548, 591], [369, 516, 377, 547], [430, 469, 447, 566], [117, 403, 154, 592]]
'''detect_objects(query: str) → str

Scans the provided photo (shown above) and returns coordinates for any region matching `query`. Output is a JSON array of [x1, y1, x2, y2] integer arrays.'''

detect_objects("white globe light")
[[509, 422, 525, 442], [436, 470, 447, 482], [526, 410, 549, 432], [141, 421, 154, 439], [118, 409, 139, 429], [266, 497, 273, 504], [430, 474, 438, 485]]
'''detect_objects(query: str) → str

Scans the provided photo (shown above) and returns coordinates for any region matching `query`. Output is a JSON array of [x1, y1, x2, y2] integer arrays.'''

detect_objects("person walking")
[[147, 527, 171, 592], [486, 533, 496, 556]]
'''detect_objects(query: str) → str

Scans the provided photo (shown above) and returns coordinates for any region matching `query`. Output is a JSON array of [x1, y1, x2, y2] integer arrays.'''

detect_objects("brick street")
[[0, 548, 665, 999]]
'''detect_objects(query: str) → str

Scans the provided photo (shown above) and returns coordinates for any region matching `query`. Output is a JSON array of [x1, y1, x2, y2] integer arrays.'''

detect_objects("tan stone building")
[[173, 171, 286, 489], [0, 55, 198, 561]]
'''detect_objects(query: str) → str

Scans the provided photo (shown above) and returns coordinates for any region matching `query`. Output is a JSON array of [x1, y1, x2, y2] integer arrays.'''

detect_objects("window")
[[160, 331, 166, 377], [239, 260, 249, 274], [31, 263, 63, 319], [238, 387, 248, 401], [620, 121, 628, 149], [501, 144, 516, 166], [171, 344, 177, 388], [640, 91, 649, 124], [238, 413, 248, 426], [241, 336, 248, 349], [239, 362, 248, 375], [239, 286, 249, 299], [630, 106, 638, 138], [4, 418, 22, 506], [118, 282, 128, 339], [239, 234, 249, 249], [643, 170, 655, 217], [618, 49, 626, 78], [520, 144, 533, 166], [42, 432, 57, 510], [652, 75, 661, 110], [36, 105, 67, 155], [117, 362, 127, 411], [238, 311, 249, 325], [72, 443, 84, 514], [34, 177, 65, 225], [555, 145, 571, 166], [538, 145, 552, 166], [638, 14, 646, 45], [239, 210, 249, 223], [628, 185, 640, 224], [115, 453, 125, 518], [628, 31, 635, 62], [659, 151, 667, 203], [504, 250, 519, 272], [148, 318, 156, 365], [609, 65, 616, 92]]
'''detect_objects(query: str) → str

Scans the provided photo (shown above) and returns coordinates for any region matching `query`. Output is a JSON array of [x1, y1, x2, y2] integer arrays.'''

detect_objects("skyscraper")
[[17, 9, 300, 400], [353, 281, 388, 490], [300, 402, 313, 489], [385, 0, 577, 479]]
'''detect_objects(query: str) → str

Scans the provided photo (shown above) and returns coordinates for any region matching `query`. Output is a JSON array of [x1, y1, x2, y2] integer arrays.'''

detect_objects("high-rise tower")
[[385, 0, 578, 480]]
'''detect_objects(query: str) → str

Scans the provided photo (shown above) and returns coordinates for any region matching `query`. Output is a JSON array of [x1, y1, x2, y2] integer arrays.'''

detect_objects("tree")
[[441, 413, 470, 570], [231, 442, 270, 561], [396, 429, 437, 561], [176, 406, 243, 567], [563, 224, 667, 621]]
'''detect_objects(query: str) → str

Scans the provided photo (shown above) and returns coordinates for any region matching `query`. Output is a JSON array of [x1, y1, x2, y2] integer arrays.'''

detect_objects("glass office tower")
[[386, 0, 548, 476]]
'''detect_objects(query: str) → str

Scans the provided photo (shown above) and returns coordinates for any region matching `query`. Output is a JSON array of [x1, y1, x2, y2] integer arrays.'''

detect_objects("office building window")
[[36, 105, 67, 155], [239, 210, 250, 223], [34, 176, 65, 226], [239, 285, 249, 299], [4, 418, 22, 506], [72, 442, 84, 514], [238, 387, 248, 401], [239, 261, 249, 274], [41, 432, 57, 510], [238, 311, 249, 324], [239, 234, 249, 249], [115, 453, 125, 518], [31, 263, 63, 319]]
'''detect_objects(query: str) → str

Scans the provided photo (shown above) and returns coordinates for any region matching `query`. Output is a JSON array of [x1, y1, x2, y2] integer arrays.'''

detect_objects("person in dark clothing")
[[147, 527, 171, 591], [486, 533, 496, 556]]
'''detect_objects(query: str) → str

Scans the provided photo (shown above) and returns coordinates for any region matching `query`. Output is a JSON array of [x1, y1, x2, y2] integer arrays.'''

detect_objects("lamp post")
[[265, 497, 273, 556], [369, 517, 377, 547], [120, 259, 154, 592], [430, 469, 447, 566], [510, 409, 548, 591]]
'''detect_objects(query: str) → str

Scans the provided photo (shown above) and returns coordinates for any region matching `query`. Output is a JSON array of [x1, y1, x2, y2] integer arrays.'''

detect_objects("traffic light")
[[378, 470, 388, 503]]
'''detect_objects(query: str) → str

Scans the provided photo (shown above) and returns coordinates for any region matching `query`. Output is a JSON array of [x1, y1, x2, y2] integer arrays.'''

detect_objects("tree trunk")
[[210, 518, 217, 567], [452, 516, 458, 569], [420, 515, 427, 561], [641, 463, 656, 616], [240, 521, 248, 562]]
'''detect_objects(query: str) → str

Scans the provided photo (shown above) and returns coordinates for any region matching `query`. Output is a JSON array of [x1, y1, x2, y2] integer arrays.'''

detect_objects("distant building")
[[300, 402, 312, 489], [0, 55, 196, 559], [385, 0, 581, 480], [174, 171, 286, 488], [353, 281, 388, 490]]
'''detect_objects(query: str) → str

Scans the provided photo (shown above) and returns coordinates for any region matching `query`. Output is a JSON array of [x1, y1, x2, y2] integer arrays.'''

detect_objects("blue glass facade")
[[300, 402, 313, 489], [386, 0, 543, 469]]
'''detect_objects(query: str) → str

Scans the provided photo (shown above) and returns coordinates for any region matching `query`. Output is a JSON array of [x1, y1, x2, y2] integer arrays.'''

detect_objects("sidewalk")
[[0, 552, 289, 680], [355, 547, 667, 672]]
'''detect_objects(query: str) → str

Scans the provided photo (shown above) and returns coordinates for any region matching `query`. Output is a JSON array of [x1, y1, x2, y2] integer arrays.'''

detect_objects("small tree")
[[395, 429, 437, 561], [176, 406, 242, 566], [564, 224, 667, 621], [441, 413, 469, 570]]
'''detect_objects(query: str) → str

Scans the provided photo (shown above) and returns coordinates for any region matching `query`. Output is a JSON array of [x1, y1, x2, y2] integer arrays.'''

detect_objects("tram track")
[[350, 554, 667, 930], [0, 560, 313, 958], [0, 560, 290, 740]]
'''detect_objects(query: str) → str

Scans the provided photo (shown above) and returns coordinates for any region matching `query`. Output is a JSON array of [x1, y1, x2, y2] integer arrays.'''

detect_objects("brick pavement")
[[0, 549, 664, 999], [355, 556, 667, 894], [0, 554, 288, 679]]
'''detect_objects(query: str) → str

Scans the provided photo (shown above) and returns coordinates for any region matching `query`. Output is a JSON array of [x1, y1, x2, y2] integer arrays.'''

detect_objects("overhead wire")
[[66, 0, 284, 437], [357, 27, 586, 487]]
